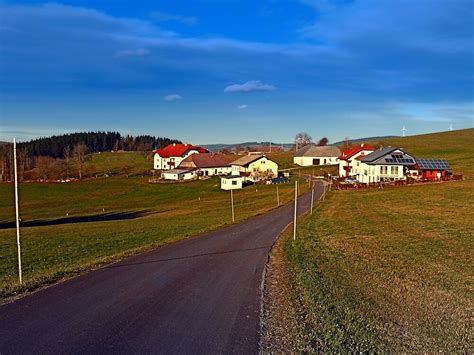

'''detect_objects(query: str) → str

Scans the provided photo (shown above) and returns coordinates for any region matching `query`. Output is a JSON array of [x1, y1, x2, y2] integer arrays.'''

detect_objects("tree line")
[[0, 132, 181, 182]]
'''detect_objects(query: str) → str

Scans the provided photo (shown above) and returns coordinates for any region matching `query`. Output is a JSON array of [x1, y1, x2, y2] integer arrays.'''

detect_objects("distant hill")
[[202, 136, 400, 152], [202, 142, 293, 152], [333, 135, 399, 145]]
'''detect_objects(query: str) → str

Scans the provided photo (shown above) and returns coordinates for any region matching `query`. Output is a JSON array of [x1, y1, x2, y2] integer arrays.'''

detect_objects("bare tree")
[[37, 156, 56, 180], [317, 137, 329, 146], [294, 132, 312, 151], [73, 142, 87, 179], [63, 146, 71, 179]]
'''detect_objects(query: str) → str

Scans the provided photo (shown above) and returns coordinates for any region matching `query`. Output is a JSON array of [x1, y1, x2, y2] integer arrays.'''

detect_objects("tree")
[[317, 137, 329, 146], [73, 142, 87, 179], [294, 132, 312, 151], [63, 146, 71, 179]]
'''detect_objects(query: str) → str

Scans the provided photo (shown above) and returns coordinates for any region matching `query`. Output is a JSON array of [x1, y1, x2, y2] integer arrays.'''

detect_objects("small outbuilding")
[[415, 159, 451, 180], [294, 145, 341, 166], [220, 175, 244, 190], [161, 168, 197, 181]]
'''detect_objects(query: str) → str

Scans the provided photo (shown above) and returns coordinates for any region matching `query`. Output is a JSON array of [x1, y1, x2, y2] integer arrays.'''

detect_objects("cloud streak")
[[224, 81, 275, 93], [164, 94, 182, 101]]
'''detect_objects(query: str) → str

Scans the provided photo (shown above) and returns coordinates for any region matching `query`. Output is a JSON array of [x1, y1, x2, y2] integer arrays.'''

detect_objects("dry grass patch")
[[278, 180, 473, 352]]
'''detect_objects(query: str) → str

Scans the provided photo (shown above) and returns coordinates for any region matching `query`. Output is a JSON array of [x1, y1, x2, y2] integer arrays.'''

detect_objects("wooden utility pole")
[[230, 189, 235, 222], [13, 138, 22, 284], [276, 185, 280, 206], [310, 182, 314, 214], [293, 180, 298, 241]]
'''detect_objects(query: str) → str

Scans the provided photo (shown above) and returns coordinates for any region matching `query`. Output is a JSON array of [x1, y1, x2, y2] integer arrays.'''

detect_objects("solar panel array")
[[385, 154, 415, 164], [416, 159, 451, 170]]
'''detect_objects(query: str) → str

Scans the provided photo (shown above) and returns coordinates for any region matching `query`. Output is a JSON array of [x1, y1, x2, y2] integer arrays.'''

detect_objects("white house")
[[178, 153, 232, 177], [153, 143, 208, 170], [338, 143, 376, 177], [231, 154, 278, 182], [294, 145, 341, 166], [358, 147, 417, 184], [220, 175, 244, 190], [161, 168, 197, 181]]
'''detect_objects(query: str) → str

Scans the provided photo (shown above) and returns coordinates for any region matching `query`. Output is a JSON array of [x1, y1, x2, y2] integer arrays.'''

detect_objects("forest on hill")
[[0, 132, 181, 182]]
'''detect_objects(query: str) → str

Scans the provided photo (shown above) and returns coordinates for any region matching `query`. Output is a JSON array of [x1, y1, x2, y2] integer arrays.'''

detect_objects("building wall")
[[358, 163, 405, 184], [221, 177, 243, 190], [294, 156, 339, 167], [199, 167, 232, 176], [154, 149, 199, 170], [338, 150, 376, 177], [161, 170, 197, 181]]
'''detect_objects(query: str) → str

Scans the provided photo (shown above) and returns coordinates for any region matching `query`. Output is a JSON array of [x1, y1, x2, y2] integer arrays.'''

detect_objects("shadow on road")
[[0, 210, 153, 229]]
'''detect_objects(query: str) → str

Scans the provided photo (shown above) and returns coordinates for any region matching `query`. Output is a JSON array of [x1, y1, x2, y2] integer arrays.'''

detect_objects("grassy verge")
[[278, 180, 473, 352], [0, 176, 308, 300]]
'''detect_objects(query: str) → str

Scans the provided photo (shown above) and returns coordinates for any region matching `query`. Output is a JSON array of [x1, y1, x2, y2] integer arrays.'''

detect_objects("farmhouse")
[[294, 145, 341, 166], [179, 153, 232, 177], [231, 154, 278, 182], [153, 143, 208, 170], [358, 147, 416, 184], [338, 143, 376, 177]]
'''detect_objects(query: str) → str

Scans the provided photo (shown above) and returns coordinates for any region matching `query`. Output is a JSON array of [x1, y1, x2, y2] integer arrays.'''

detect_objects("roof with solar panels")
[[416, 159, 451, 171], [360, 147, 416, 166]]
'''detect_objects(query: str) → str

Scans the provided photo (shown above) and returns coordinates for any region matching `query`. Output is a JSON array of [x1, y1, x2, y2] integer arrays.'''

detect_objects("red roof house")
[[153, 143, 209, 170]]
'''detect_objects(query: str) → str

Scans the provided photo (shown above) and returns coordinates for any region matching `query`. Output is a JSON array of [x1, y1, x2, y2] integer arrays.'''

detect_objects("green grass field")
[[0, 175, 309, 299], [276, 129, 473, 352]]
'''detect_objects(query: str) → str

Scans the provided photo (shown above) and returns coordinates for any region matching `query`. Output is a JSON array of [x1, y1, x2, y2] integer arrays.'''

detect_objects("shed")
[[293, 145, 341, 166], [220, 175, 244, 190]]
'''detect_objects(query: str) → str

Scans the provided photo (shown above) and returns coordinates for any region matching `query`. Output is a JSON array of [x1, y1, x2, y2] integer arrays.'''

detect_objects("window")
[[232, 180, 237, 185], [391, 166, 398, 175], [380, 166, 388, 174]]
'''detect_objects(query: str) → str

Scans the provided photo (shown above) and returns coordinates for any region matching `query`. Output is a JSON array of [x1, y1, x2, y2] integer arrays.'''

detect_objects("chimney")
[[173, 143, 176, 146], [361, 143, 364, 147]]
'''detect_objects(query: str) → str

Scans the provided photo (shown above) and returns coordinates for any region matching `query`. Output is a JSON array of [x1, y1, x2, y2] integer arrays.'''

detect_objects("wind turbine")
[[401, 126, 407, 137]]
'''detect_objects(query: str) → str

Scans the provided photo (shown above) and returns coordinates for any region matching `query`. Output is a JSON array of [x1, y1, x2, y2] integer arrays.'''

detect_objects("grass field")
[[0, 175, 309, 299], [273, 129, 473, 352]]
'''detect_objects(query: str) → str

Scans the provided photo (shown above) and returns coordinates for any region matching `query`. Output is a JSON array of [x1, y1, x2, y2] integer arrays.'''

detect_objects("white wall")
[[221, 177, 243, 190], [294, 156, 339, 167], [154, 149, 199, 170]]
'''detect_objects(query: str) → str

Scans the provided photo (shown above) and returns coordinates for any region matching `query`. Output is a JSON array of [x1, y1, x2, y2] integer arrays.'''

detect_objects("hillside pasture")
[[0, 175, 308, 299]]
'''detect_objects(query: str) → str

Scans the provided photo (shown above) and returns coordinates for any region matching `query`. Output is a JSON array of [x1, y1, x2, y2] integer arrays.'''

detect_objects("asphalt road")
[[0, 181, 324, 354]]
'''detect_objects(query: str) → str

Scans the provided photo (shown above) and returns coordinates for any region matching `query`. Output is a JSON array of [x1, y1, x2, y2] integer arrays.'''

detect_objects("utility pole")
[[13, 138, 22, 284], [276, 185, 280, 206], [230, 189, 235, 222], [310, 182, 314, 214], [293, 180, 298, 241]]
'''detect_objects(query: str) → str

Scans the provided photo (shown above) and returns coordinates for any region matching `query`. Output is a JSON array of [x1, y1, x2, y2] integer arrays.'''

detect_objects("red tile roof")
[[338, 144, 376, 161], [154, 143, 208, 158]]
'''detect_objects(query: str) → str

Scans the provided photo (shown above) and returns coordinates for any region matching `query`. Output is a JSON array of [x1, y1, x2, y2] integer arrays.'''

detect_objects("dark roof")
[[360, 147, 398, 163], [231, 154, 265, 167], [416, 159, 451, 171], [294, 145, 341, 158], [361, 147, 416, 165], [179, 153, 231, 168]]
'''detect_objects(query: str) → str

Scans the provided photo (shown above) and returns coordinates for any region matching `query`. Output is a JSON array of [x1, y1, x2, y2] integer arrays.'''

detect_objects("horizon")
[[1, 0, 473, 143]]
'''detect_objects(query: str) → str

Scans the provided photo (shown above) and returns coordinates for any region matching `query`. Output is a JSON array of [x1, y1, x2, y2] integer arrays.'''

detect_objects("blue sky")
[[0, 0, 473, 144]]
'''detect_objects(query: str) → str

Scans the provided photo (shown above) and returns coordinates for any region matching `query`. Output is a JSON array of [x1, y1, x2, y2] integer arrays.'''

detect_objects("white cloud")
[[238, 104, 248, 109], [115, 48, 150, 57], [164, 94, 182, 102], [224, 81, 275, 93]]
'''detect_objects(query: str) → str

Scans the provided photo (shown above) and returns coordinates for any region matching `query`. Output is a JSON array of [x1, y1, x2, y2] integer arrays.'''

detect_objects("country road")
[[0, 180, 325, 354]]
